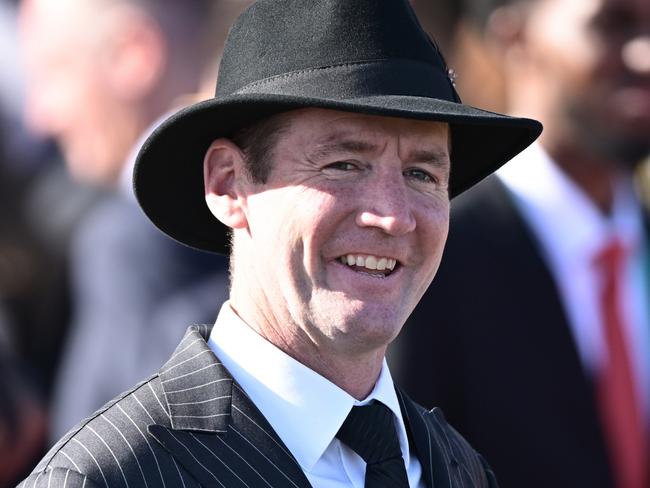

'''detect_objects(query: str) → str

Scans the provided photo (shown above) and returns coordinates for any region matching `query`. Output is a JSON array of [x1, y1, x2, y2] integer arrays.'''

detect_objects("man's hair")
[[224, 112, 290, 263], [230, 112, 292, 184]]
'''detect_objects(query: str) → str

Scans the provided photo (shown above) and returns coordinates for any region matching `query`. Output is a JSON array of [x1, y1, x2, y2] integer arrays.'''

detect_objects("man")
[[20, 0, 541, 486], [393, 0, 650, 487], [19, 0, 243, 440]]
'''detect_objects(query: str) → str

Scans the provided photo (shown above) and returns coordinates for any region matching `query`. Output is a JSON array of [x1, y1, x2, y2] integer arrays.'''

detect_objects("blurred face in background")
[[525, 0, 650, 163], [19, 0, 147, 185]]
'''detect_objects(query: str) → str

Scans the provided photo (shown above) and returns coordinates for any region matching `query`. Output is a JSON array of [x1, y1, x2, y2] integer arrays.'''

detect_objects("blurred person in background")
[[0, 1, 97, 484], [18, 0, 254, 443], [393, 0, 650, 487], [1, 0, 102, 397]]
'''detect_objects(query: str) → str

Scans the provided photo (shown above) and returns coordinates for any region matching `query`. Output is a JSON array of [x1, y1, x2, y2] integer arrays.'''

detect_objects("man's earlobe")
[[204, 139, 248, 229]]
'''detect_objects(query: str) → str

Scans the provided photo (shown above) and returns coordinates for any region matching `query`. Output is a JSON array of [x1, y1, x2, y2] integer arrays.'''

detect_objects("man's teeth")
[[339, 254, 397, 271]]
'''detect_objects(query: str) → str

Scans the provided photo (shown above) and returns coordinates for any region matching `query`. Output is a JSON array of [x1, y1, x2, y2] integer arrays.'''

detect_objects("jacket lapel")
[[148, 325, 311, 488], [398, 387, 500, 488], [397, 388, 451, 488]]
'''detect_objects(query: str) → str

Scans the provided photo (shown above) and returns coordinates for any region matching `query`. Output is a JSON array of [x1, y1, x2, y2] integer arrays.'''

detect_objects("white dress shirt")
[[498, 144, 650, 416], [208, 302, 426, 488]]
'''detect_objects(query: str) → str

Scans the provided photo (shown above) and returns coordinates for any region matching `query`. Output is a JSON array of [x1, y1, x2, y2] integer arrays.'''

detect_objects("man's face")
[[20, 0, 134, 184], [236, 109, 450, 358], [527, 0, 650, 160]]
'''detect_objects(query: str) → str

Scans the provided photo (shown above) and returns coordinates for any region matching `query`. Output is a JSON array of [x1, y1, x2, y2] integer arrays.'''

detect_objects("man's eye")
[[404, 168, 436, 183], [326, 161, 358, 171]]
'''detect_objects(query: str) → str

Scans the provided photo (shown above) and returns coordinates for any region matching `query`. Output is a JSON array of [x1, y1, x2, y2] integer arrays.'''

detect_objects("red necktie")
[[594, 240, 647, 488]]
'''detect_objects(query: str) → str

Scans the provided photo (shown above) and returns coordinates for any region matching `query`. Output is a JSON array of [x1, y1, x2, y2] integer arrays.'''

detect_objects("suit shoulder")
[[25, 374, 175, 487]]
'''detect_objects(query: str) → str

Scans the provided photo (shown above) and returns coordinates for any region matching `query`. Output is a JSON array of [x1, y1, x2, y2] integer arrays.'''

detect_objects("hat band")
[[230, 59, 457, 102]]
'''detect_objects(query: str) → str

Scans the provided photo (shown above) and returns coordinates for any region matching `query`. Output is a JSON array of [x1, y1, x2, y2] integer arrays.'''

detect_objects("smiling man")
[[21, 0, 541, 487], [213, 110, 453, 401]]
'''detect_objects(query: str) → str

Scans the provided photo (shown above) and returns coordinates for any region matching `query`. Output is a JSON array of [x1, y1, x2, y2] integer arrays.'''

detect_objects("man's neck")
[[228, 290, 385, 400]]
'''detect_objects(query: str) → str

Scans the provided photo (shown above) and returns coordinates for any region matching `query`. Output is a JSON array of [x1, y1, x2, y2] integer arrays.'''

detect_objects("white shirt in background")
[[498, 144, 650, 417]]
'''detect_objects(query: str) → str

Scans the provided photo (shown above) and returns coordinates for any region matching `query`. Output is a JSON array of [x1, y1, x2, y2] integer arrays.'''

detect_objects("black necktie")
[[336, 402, 410, 487]]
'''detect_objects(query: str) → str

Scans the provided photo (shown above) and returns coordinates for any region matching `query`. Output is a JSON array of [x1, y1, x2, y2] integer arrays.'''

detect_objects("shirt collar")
[[207, 302, 410, 473], [497, 143, 644, 257]]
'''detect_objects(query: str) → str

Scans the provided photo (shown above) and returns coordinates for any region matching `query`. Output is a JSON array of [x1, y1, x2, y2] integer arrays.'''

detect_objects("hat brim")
[[134, 93, 542, 254]]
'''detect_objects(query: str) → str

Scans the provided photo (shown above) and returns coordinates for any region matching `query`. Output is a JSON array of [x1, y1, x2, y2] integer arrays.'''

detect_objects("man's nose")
[[355, 178, 417, 236]]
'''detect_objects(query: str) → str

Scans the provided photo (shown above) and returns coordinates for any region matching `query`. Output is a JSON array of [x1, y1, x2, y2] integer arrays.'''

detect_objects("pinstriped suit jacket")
[[21, 325, 498, 487]]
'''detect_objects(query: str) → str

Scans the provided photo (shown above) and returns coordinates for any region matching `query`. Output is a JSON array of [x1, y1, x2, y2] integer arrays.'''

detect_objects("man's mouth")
[[338, 254, 398, 277]]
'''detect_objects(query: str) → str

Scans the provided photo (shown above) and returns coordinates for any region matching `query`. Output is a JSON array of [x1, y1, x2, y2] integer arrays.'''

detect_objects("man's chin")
[[571, 110, 650, 168], [592, 136, 649, 168], [316, 303, 407, 346], [569, 106, 650, 169]]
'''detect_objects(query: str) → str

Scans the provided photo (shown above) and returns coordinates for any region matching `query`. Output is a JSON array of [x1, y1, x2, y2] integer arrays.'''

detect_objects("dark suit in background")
[[17, 0, 242, 446], [50, 194, 229, 440], [391, 176, 618, 488]]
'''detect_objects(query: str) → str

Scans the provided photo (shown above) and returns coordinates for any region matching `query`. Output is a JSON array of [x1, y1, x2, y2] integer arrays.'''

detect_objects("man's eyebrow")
[[308, 136, 450, 166], [308, 137, 378, 160], [407, 148, 450, 168]]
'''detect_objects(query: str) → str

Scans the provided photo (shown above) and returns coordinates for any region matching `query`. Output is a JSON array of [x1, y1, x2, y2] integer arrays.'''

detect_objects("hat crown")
[[217, 0, 450, 97]]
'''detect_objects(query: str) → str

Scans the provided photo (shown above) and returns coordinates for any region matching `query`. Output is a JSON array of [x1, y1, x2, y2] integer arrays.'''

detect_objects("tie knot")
[[336, 402, 402, 465]]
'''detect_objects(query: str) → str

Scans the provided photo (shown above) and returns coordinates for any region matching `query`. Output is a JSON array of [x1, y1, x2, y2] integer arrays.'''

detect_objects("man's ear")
[[101, 6, 166, 102], [204, 139, 249, 229]]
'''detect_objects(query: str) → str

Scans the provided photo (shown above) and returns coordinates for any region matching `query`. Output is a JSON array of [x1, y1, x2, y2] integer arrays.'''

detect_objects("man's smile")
[[337, 253, 399, 277]]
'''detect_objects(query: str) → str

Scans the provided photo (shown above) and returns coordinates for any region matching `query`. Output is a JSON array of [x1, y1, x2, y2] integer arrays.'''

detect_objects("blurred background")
[[0, 0, 648, 487]]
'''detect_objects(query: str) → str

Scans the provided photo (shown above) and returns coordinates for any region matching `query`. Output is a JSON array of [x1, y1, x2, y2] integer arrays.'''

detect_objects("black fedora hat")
[[134, 0, 542, 255]]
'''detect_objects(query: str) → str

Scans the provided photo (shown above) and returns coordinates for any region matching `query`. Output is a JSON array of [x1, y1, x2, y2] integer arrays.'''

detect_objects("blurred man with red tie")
[[395, 0, 650, 487]]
